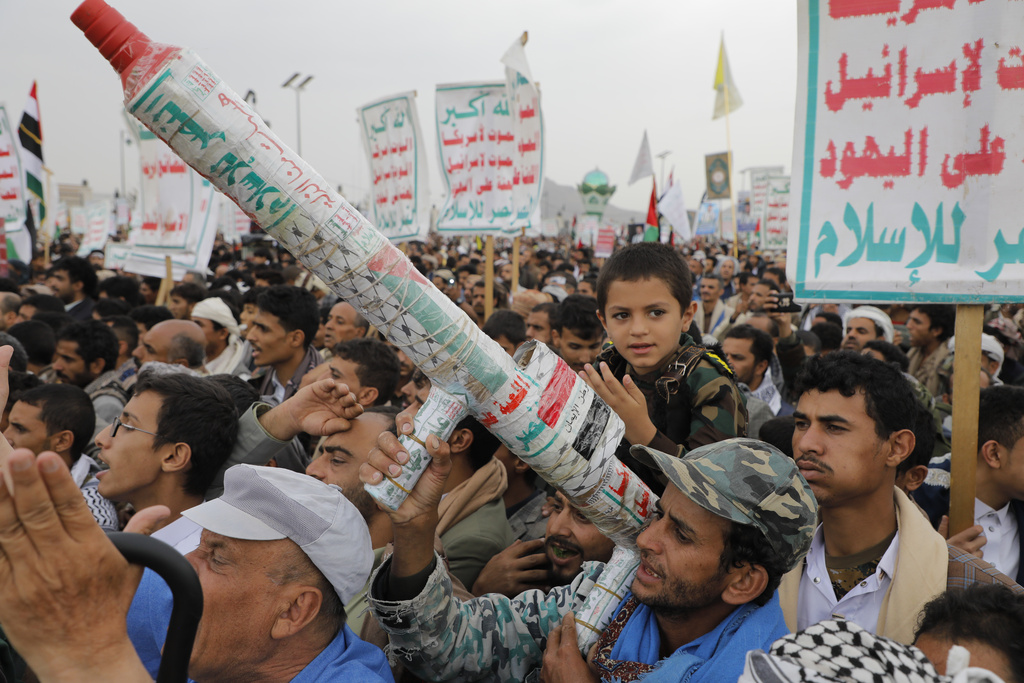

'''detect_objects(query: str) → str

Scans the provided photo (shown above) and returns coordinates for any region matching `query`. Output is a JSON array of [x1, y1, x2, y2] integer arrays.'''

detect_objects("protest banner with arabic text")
[[764, 176, 791, 251], [133, 119, 213, 250], [791, 0, 1024, 302], [750, 166, 784, 225], [502, 41, 544, 231], [358, 91, 430, 243], [78, 200, 112, 256], [435, 82, 522, 236], [0, 107, 26, 240]]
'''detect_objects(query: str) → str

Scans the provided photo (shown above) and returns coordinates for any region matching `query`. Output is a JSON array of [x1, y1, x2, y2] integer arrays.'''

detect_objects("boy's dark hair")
[[482, 310, 527, 348], [816, 311, 844, 329], [332, 339, 401, 407], [794, 350, 918, 439], [899, 402, 936, 475], [102, 315, 140, 354], [863, 339, 910, 372], [205, 374, 260, 416], [254, 269, 285, 286], [51, 256, 98, 298], [22, 294, 65, 314], [757, 415, 795, 456], [596, 242, 691, 314], [8, 321, 55, 368], [809, 322, 843, 352], [57, 320, 119, 373], [978, 385, 1024, 451], [94, 297, 131, 318], [911, 304, 956, 342], [724, 325, 774, 367], [914, 585, 1024, 683], [719, 521, 790, 607], [17, 384, 95, 460], [169, 282, 208, 305], [0, 279, 18, 294], [454, 415, 501, 471], [135, 370, 239, 497], [129, 305, 174, 332], [256, 286, 319, 349], [97, 275, 143, 307], [553, 295, 602, 339]]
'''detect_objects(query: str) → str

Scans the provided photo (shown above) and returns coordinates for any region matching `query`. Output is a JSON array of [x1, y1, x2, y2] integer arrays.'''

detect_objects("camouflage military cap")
[[631, 438, 818, 571]]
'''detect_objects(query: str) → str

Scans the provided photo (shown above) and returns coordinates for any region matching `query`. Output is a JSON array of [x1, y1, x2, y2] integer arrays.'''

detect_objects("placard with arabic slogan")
[[790, 0, 1024, 302], [435, 82, 522, 236]]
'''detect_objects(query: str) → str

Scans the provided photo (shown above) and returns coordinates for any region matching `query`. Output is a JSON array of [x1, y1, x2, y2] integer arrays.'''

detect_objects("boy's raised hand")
[[579, 362, 656, 446]]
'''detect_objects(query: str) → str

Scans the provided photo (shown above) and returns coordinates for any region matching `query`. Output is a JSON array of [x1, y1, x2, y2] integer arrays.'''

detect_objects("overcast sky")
[[0, 0, 798, 216]]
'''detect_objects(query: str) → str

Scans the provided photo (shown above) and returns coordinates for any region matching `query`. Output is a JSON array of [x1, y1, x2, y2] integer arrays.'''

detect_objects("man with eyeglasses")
[[94, 370, 239, 534]]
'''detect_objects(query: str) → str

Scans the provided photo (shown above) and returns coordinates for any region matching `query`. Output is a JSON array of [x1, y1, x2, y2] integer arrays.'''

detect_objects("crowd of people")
[[0, 233, 1022, 683]]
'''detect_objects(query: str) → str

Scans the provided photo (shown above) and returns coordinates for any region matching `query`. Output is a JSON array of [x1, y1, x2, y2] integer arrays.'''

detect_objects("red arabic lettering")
[[904, 59, 957, 108], [997, 47, 1024, 90], [901, 0, 985, 25], [820, 128, 920, 189], [828, 0, 900, 19], [960, 39, 983, 106], [498, 377, 529, 415], [824, 49, 893, 112], [940, 125, 1005, 188]]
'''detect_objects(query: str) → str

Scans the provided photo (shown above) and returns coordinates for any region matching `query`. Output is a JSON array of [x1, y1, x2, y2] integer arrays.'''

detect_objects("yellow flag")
[[713, 36, 743, 120]]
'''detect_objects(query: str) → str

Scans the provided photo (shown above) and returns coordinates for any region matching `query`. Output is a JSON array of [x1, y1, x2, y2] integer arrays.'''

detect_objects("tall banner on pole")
[[0, 107, 28, 260], [791, 0, 1024, 302], [501, 34, 544, 231], [358, 91, 430, 243], [435, 82, 521, 236], [764, 176, 791, 251], [749, 166, 785, 226]]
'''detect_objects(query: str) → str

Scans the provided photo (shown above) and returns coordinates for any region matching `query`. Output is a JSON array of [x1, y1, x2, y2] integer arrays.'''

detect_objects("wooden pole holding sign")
[[948, 304, 984, 534], [511, 230, 522, 293], [484, 235, 495, 322], [155, 255, 174, 306]]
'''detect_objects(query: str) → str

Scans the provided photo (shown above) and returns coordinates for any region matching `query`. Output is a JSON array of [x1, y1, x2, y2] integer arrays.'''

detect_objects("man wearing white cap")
[[178, 464, 391, 682], [190, 297, 252, 379], [841, 305, 894, 352]]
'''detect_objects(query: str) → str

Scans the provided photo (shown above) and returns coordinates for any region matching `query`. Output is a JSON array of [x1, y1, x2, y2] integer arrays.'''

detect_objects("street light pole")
[[282, 73, 314, 156]]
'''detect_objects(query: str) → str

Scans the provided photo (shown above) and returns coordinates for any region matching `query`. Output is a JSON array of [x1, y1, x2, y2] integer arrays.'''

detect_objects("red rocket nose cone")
[[71, 0, 151, 75]]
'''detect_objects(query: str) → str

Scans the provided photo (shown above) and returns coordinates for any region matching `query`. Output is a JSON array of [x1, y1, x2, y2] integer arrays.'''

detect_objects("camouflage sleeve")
[[683, 358, 748, 453], [368, 552, 604, 682]]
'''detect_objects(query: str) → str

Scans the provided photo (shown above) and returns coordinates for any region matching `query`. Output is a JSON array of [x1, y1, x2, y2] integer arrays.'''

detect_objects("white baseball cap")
[[183, 465, 373, 603]]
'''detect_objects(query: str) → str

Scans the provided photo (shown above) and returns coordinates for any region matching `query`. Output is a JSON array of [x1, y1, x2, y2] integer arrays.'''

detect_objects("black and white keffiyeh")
[[737, 619, 1005, 683]]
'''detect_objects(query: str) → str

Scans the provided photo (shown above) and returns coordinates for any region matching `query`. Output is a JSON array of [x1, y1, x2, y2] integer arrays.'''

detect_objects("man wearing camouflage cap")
[[362, 435, 818, 682]]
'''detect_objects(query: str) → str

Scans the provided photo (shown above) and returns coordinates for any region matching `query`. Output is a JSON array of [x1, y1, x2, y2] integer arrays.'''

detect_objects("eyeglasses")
[[111, 416, 159, 439]]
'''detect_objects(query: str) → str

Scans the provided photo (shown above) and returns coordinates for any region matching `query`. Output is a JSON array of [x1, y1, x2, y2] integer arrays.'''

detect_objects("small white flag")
[[628, 130, 654, 186]]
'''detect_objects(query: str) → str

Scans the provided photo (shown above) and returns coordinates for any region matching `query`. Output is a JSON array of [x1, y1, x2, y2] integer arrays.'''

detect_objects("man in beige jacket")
[[782, 351, 1022, 644]]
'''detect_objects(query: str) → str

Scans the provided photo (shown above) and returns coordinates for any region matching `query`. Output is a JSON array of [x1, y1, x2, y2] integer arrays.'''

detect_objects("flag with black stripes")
[[18, 82, 44, 235]]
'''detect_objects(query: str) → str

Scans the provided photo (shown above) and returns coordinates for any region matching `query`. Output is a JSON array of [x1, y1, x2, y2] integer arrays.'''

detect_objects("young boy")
[[583, 242, 747, 490]]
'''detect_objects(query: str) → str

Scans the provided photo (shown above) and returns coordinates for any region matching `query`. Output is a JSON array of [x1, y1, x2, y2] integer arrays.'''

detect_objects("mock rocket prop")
[[72, 0, 654, 649]]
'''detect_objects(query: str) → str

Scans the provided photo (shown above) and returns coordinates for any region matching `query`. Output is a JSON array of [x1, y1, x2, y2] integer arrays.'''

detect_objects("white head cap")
[[183, 465, 373, 603], [190, 297, 240, 338], [843, 306, 894, 343]]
